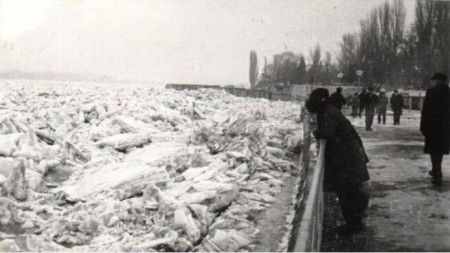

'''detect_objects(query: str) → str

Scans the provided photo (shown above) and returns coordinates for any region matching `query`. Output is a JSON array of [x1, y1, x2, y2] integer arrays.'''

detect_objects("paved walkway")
[[322, 111, 450, 251]]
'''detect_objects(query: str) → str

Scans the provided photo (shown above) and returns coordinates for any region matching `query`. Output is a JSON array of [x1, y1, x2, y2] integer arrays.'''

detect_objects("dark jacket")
[[420, 84, 450, 154], [351, 95, 360, 107], [364, 93, 378, 112], [329, 92, 347, 110], [377, 94, 388, 110], [314, 104, 370, 191], [390, 94, 404, 110], [359, 91, 367, 108]]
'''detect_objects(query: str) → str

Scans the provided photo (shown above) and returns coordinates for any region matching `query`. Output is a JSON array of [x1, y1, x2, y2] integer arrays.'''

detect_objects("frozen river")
[[0, 80, 304, 252]]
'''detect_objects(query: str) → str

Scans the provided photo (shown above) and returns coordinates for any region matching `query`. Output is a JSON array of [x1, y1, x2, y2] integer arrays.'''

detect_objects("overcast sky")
[[0, 0, 416, 86]]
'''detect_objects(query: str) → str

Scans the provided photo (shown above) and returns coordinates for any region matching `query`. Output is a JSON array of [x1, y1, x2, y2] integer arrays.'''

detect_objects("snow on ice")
[[0, 80, 303, 252]]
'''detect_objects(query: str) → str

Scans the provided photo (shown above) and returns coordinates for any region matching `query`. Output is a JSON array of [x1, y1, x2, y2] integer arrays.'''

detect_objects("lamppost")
[[356, 70, 363, 86], [337, 73, 344, 84]]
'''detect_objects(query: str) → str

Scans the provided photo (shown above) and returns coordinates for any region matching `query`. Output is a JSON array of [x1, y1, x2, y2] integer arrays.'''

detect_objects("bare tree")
[[341, 0, 406, 86], [337, 33, 359, 83], [433, 1, 450, 74], [308, 44, 322, 83], [323, 51, 332, 84], [414, 0, 435, 88], [412, 0, 450, 88]]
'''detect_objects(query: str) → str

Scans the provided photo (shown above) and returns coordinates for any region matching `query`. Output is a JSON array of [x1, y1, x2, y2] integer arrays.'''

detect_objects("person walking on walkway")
[[330, 87, 347, 111], [420, 73, 450, 186], [351, 93, 360, 118], [377, 90, 388, 124], [358, 88, 367, 117], [364, 87, 378, 131], [390, 90, 404, 125], [306, 88, 370, 234]]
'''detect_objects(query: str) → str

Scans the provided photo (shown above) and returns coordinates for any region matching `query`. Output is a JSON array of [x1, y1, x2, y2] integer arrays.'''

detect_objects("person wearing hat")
[[390, 90, 404, 125], [420, 73, 450, 186], [377, 89, 388, 125], [364, 86, 378, 131], [306, 88, 370, 234]]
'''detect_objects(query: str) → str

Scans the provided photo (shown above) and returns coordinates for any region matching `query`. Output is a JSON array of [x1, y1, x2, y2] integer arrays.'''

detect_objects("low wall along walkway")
[[288, 112, 325, 252], [166, 84, 294, 101]]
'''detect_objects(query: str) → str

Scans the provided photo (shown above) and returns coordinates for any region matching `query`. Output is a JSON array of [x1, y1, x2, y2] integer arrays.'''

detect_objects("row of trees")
[[250, 0, 450, 90], [338, 0, 450, 89]]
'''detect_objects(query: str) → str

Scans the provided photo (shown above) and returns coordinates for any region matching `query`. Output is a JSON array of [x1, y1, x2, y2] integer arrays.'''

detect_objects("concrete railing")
[[166, 84, 294, 101], [288, 112, 326, 252]]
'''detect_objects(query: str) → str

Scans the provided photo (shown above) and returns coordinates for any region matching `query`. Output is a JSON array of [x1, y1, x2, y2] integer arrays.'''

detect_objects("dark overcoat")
[[359, 92, 367, 108], [364, 93, 378, 113], [390, 94, 404, 110], [420, 84, 450, 154], [329, 92, 347, 110], [314, 104, 370, 191], [377, 95, 388, 110]]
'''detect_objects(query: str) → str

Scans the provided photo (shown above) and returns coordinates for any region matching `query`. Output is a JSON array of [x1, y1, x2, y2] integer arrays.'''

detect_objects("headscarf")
[[305, 88, 330, 113]]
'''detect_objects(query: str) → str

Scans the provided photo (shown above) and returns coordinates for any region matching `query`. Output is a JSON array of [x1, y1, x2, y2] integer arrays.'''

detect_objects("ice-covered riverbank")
[[0, 80, 303, 252]]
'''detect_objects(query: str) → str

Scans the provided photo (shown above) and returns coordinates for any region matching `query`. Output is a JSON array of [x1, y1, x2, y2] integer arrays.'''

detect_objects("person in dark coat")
[[390, 90, 404, 125], [364, 87, 378, 131], [358, 88, 367, 117], [377, 90, 388, 124], [306, 88, 370, 234], [329, 87, 347, 111], [351, 93, 360, 118], [420, 73, 450, 186]]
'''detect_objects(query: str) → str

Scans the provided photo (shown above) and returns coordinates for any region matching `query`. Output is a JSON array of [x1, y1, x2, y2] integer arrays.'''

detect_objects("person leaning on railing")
[[305, 88, 371, 235]]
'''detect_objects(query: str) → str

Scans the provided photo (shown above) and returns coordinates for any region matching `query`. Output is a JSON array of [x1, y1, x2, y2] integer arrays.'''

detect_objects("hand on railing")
[[309, 114, 319, 140]]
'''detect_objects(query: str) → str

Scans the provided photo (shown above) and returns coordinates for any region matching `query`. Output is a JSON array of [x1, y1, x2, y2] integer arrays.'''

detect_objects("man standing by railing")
[[420, 73, 450, 186]]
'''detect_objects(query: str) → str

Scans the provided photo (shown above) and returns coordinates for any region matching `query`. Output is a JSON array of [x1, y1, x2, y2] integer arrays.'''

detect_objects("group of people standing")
[[334, 87, 404, 131], [304, 72, 450, 235]]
